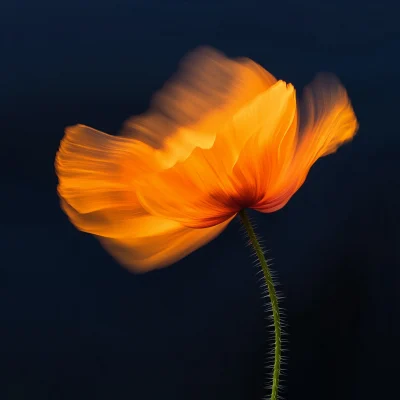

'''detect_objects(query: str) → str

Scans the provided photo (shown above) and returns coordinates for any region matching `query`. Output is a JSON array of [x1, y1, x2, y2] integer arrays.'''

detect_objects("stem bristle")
[[238, 210, 287, 400]]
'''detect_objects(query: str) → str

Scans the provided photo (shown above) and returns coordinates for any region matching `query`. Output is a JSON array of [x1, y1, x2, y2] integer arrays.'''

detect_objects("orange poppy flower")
[[55, 47, 358, 272]]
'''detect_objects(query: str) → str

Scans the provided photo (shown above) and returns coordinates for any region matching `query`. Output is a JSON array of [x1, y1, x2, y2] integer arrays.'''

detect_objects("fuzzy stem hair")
[[238, 209, 282, 400]]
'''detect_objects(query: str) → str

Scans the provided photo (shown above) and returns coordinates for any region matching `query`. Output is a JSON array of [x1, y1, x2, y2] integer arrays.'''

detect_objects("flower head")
[[55, 47, 358, 272]]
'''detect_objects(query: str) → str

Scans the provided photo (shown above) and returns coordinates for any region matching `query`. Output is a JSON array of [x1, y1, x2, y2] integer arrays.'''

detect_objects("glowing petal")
[[231, 81, 298, 207], [98, 216, 233, 272], [136, 146, 240, 229], [254, 74, 358, 213], [56, 125, 154, 214], [57, 49, 279, 231], [136, 81, 296, 228], [56, 125, 233, 271], [295, 73, 358, 162], [61, 199, 232, 272], [56, 48, 358, 274], [120, 46, 276, 168], [56, 124, 162, 236]]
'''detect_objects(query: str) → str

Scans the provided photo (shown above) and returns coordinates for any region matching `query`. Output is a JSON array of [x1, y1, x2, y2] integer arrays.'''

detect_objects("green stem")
[[239, 209, 282, 400]]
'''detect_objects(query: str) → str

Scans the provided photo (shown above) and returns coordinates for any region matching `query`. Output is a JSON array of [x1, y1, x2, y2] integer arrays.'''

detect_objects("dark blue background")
[[1, 1, 399, 399]]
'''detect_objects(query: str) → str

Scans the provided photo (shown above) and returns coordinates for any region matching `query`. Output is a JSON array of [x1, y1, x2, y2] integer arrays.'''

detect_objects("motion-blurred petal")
[[98, 216, 234, 272], [136, 81, 296, 228], [120, 46, 277, 168], [56, 124, 233, 271], [254, 74, 358, 213]]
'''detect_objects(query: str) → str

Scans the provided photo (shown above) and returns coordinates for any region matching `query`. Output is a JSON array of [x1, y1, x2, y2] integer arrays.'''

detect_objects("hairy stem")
[[239, 209, 282, 400]]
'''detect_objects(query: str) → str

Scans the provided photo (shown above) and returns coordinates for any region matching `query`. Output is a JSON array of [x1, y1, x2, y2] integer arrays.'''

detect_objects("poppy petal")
[[295, 73, 358, 163], [120, 47, 276, 168], [136, 83, 295, 228], [56, 124, 154, 215], [136, 145, 240, 229], [61, 199, 232, 272], [254, 74, 358, 213], [56, 125, 233, 271], [231, 81, 298, 207], [98, 216, 234, 272]]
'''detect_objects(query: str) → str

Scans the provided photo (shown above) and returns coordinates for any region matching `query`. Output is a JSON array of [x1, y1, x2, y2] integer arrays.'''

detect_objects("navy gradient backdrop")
[[1, 1, 399, 399]]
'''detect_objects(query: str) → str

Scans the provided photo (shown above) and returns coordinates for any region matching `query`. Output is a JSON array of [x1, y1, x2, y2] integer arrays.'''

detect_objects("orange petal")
[[56, 125, 154, 214], [136, 145, 240, 229], [120, 46, 276, 168], [295, 73, 358, 162], [136, 81, 295, 229], [61, 199, 233, 272], [231, 81, 298, 208], [98, 216, 234, 272], [56, 124, 160, 236], [56, 125, 233, 271], [255, 74, 358, 213], [64, 48, 277, 231]]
